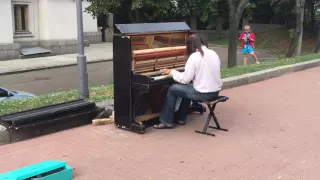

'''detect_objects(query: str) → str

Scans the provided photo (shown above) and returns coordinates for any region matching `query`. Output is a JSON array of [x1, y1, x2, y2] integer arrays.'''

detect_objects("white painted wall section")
[[13, 0, 40, 42], [38, 0, 97, 40], [83, 1, 98, 32], [0, 0, 14, 43], [2, 0, 97, 42]]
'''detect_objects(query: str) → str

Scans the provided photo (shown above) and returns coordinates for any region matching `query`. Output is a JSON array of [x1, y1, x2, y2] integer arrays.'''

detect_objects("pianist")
[[154, 34, 222, 129]]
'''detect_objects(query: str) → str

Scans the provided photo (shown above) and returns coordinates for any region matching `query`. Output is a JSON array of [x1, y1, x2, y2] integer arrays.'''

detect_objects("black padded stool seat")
[[195, 96, 229, 136]]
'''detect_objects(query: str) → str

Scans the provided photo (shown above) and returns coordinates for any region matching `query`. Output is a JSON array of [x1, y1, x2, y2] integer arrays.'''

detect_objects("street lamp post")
[[76, 0, 89, 99]]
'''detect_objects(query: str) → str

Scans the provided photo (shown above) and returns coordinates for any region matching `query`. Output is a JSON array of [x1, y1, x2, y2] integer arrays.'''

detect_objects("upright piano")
[[113, 22, 205, 134]]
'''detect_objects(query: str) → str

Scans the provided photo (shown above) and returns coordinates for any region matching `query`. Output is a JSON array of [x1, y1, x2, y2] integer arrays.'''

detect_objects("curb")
[[0, 58, 113, 76], [221, 59, 320, 90]]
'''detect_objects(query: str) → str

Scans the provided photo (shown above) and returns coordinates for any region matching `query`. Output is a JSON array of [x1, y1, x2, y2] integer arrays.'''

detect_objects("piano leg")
[[131, 123, 146, 134]]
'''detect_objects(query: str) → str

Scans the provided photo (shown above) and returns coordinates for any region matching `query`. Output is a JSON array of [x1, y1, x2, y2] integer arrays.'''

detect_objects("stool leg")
[[195, 114, 215, 136], [207, 104, 228, 131], [209, 113, 228, 131]]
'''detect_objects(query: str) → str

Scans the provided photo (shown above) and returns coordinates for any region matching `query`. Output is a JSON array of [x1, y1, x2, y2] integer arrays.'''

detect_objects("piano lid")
[[114, 22, 191, 35]]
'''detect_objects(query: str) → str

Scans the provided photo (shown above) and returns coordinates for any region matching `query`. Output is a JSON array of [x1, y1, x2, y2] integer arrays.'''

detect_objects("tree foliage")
[[86, 0, 121, 17], [86, 0, 172, 22], [133, 0, 175, 22], [85, 0, 315, 60]]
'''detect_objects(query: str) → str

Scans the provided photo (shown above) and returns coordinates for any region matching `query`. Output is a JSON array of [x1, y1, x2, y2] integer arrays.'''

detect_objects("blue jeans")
[[159, 84, 219, 126]]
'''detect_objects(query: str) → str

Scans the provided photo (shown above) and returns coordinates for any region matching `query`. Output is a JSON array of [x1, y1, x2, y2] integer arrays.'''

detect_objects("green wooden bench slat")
[[0, 160, 69, 180]]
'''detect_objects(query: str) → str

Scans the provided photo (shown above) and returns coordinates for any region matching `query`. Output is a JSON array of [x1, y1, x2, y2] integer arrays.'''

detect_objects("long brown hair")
[[186, 34, 207, 57]]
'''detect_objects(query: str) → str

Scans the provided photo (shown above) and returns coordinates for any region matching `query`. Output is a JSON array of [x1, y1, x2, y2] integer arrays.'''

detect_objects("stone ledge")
[[84, 31, 102, 36], [222, 59, 320, 90], [0, 43, 21, 60], [0, 43, 21, 50], [39, 39, 79, 55], [16, 40, 39, 48], [84, 31, 102, 44]]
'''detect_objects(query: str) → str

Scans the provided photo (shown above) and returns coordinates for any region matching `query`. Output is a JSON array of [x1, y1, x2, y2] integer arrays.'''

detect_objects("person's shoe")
[[153, 123, 173, 129], [256, 61, 260, 64]]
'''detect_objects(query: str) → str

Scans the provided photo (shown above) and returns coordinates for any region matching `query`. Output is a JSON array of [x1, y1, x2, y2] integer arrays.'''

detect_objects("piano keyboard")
[[149, 67, 185, 81], [150, 74, 172, 81]]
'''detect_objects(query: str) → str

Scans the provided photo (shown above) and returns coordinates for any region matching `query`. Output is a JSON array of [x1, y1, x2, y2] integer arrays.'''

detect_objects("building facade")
[[0, 0, 102, 60]]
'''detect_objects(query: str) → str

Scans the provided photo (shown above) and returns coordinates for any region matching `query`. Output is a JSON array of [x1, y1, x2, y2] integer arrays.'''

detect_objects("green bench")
[[0, 160, 72, 180]]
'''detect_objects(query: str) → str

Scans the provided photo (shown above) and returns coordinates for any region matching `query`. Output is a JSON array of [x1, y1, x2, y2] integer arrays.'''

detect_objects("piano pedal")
[[0, 160, 73, 180]]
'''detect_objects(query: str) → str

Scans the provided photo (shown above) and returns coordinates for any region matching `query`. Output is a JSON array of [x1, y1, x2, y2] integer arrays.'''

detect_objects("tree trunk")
[[311, 0, 315, 25], [190, 13, 197, 30], [242, 15, 249, 29], [227, 0, 248, 68], [285, 9, 290, 29], [216, 16, 223, 32], [113, 0, 132, 32], [314, 27, 320, 53], [134, 9, 140, 23], [216, 16, 223, 38], [114, 0, 133, 24], [286, 0, 305, 57], [296, 27, 303, 56], [126, 0, 134, 23], [228, 22, 239, 67]]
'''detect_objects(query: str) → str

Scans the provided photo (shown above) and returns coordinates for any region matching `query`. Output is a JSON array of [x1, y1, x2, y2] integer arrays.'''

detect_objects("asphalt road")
[[0, 47, 275, 95], [0, 61, 113, 95]]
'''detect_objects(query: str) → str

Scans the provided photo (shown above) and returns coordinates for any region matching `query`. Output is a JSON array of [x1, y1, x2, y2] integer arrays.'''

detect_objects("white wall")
[[2, 0, 97, 43], [13, 0, 40, 42], [37, 0, 76, 40], [83, 1, 98, 32], [38, 0, 97, 40], [0, 0, 14, 43], [38, 0, 49, 40]]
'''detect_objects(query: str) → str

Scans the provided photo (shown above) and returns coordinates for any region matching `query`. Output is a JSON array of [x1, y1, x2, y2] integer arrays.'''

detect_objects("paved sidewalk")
[[0, 43, 113, 74], [0, 67, 319, 179], [0, 43, 275, 75]]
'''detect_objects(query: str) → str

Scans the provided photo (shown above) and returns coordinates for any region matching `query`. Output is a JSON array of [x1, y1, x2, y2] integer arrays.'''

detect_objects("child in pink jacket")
[[238, 24, 260, 65]]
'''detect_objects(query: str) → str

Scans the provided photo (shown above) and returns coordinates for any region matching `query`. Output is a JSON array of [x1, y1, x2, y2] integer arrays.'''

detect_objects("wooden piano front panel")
[[134, 83, 171, 122]]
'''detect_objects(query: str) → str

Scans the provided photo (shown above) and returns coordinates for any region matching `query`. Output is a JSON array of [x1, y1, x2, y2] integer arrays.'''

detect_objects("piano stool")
[[0, 160, 73, 180], [195, 96, 229, 136]]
